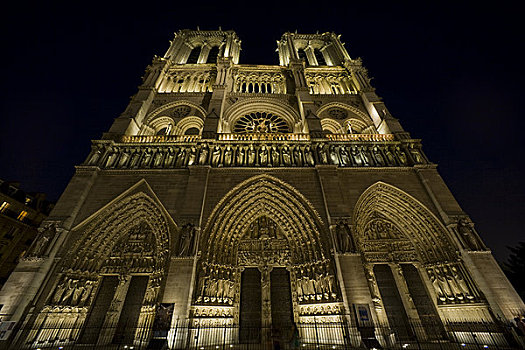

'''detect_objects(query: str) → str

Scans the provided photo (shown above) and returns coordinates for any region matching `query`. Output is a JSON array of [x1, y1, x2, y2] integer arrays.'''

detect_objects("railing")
[[325, 134, 395, 142], [16, 320, 522, 350], [218, 133, 310, 141], [122, 135, 201, 143]]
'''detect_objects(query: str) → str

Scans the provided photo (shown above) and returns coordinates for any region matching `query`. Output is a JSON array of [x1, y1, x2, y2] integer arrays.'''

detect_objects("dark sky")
[[1, 3, 523, 262]]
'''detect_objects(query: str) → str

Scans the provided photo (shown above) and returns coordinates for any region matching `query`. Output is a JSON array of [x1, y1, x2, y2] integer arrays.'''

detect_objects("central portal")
[[237, 217, 294, 343]]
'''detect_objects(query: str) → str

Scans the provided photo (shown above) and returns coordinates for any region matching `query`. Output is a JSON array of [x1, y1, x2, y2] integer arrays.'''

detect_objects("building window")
[[17, 210, 28, 221], [187, 46, 201, 64], [314, 48, 327, 66], [206, 46, 220, 63], [297, 48, 307, 62], [0, 202, 9, 213]]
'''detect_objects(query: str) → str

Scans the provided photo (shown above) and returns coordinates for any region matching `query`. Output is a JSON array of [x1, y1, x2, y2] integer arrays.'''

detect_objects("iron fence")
[[15, 319, 525, 350]]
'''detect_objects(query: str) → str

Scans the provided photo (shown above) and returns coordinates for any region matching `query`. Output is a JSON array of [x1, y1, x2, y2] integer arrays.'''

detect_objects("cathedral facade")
[[0, 29, 523, 349]]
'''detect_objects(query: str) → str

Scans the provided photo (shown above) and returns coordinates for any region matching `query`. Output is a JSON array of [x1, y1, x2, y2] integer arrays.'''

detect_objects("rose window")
[[233, 112, 290, 133]]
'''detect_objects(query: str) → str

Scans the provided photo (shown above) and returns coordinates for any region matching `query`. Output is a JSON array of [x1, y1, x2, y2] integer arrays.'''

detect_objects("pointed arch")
[[201, 174, 329, 265], [66, 191, 172, 273], [353, 181, 456, 263]]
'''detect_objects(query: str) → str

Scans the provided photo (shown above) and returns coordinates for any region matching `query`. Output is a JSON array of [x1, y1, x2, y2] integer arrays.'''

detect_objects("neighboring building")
[[0, 29, 523, 349], [0, 180, 53, 288]]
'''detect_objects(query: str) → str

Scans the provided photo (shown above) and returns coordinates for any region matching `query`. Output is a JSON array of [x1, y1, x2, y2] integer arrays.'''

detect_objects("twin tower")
[[0, 29, 523, 349]]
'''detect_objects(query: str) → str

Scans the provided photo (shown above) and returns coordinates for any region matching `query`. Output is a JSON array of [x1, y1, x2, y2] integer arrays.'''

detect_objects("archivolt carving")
[[202, 175, 328, 265], [354, 182, 456, 264]]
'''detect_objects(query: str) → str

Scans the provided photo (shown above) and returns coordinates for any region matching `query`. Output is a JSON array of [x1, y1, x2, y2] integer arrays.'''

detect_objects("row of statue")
[[426, 263, 476, 303], [293, 262, 338, 302], [86, 141, 425, 169], [195, 265, 236, 305], [50, 277, 96, 307]]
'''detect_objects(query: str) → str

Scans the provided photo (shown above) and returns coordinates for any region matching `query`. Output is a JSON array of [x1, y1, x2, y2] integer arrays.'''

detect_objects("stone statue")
[[395, 146, 408, 165], [87, 144, 104, 165], [236, 145, 245, 166], [271, 145, 280, 166], [409, 143, 423, 163], [435, 267, 454, 301], [153, 148, 164, 168], [259, 145, 268, 166], [129, 150, 141, 168], [282, 145, 291, 166], [359, 146, 370, 166], [372, 146, 384, 166], [211, 146, 222, 167], [198, 144, 209, 165], [293, 145, 302, 166], [351, 146, 362, 166], [224, 145, 233, 166], [187, 146, 197, 166], [304, 146, 315, 166], [427, 268, 446, 302], [451, 265, 474, 299], [30, 223, 58, 257], [164, 147, 175, 167], [318, 143, 328, 164], [117, 149, 130, 168], [247, 144, 256, 166], [384, 146, 396, 166], [339, 146, 350, 166], [336, 221, 354, 253], [141, 148, 153, 167], [329, 145, 339, 165], [178, 224, 195, 256], [105, 147, 118, 168], [457, 218, 482, 250], [175, 147, 187, 167]]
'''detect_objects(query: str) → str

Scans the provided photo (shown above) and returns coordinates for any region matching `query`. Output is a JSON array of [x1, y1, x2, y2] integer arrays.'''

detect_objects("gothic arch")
[[201, 174, 329, 265], [320, 118, 344, 134], [143, 100, 207, 125], [317, 102, 373, 126], [173, 116, 204, 135], [353, 181, 456, 263], [66, 191, 171, 272], [28, 190, 174, 347], [222, 98, 301, 133]]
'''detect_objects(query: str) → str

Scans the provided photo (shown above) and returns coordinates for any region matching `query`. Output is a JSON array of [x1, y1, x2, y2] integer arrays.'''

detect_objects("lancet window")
[[186, 46, 201, 64], [314, 48, 327, 66], [206, 45, 220, 63]]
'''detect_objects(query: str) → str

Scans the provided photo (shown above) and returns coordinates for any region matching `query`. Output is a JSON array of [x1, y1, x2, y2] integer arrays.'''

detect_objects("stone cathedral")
[[0, 29, 523, 349]]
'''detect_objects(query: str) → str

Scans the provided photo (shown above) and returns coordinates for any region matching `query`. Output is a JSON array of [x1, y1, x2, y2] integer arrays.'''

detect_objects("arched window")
[[156, 124, 172, 136], [314, 48, 327, 66], [297, 48, 307, 62], [187, 46, 201, 64], [184, 127, 200, 135], [206, 46, 220, 63]]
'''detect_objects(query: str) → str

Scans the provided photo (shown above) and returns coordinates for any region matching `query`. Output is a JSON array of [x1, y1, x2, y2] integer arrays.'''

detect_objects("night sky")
[[1, 3, 523, 262]]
